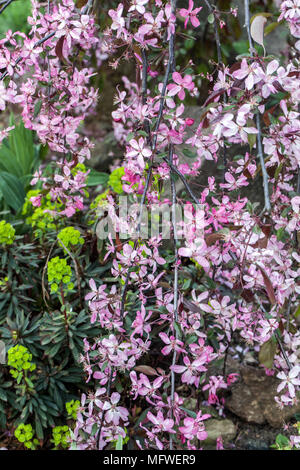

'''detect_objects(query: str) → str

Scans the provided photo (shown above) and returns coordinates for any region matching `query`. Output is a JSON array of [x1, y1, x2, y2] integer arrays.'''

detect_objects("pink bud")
[[185, 118, 194, 126]]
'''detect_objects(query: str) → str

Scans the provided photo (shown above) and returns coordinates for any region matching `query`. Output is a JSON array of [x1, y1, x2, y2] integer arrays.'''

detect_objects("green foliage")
[[0, 220, 15, 245], [0, 214, 104, 438], [271, 433, 291, 450], [58, 227, 84, 252], [51, 425, 70, 449], [22, 190, 61, 237], [271, 422, 300, 450], [86, 169, 109, 187], [0, 118, 42, 214], [39, 309, 101, 361], [108, 166, 125, 194], [0, 0, 31, 35], [90, 189, 109, 209], [47, 257, 73, 294], [65, 399, 80, 420], [8, 344, 36, 375], [14, 423, 39, 450]]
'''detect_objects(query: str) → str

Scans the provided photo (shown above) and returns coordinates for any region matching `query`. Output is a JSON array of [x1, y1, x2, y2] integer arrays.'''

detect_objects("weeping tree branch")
[[275, 331, 293, 371], [163, 156, 199, 205], [244, 0, 271, 213], [256, 113, 271, 212], [119, 48, 154, 321], [203, 0, 228, 181], [167, 0, 178, 451], [203, 0, 222, 64], [0, 0, 14, 15], [244, 0, 254, 51], [119, 6, 178, 321]]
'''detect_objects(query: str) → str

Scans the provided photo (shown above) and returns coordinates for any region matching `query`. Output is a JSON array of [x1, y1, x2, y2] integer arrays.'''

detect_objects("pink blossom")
[[167, 72, 195, 100], [102, 392, 129, 425], [129, 0, 149, 15], [179, 0, 202, 29], [277, 366, 300, 398]]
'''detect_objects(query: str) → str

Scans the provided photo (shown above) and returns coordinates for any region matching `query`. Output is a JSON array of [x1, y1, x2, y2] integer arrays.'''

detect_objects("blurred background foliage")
[[0, 0, 31, 35]]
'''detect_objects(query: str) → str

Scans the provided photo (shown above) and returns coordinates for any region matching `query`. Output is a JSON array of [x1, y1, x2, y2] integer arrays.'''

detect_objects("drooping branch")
[[119, 7, 178, 321], [203, 0, 222, 64], [203, 0, 228, 181], [167, 0, 179, 451], [244, 0, 254, 51], [163, 156, 199, 205], [0, 0, 15, 15], [256, 113, 271, 212], [244, 0, 271, 213]]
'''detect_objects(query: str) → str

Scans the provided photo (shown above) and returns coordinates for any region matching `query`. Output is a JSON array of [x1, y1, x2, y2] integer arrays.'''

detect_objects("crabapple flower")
[[232, 58, 260, 90], [108, 5, 126, 38], [127, 138, 152, 169], [159, 332, 185, 355], [102, 392, 129, 425], [139, 374, 164, 397], [179, 0, 202, 29], [220, 172, 249, 191], [129, 0, 149, 14], [277, 366, 300, 398], [167, 72, 195, 100], [171, 355, 207, 386], [258, 319, 279, 340], [147, 411, 176, 433], [179, 239, 210, 269], [179, 410, 210, 441], [255, 60, 280, 98]]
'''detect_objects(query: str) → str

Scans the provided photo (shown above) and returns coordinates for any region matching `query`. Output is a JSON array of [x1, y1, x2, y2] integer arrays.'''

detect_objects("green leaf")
[[182, 148, 197, 159], [207, 13, 214, 24], [8, 118, 35, 176], [34, 100, 42, 118], [233, 40, 250, 55], [173, 321, 182, 339], [126, 132, 134, 142], [0, 172, 25, 211], [35, 415, 43, 439], [86, 169, 109, 187], [115, 435, 123, 450], [259, 337, 277, 368], [275, 434, 290, 448], [179, 407, 197, 418], [294, 304, 300, 319], [247, 132, 257, 151], [264, 22, 280, 36]]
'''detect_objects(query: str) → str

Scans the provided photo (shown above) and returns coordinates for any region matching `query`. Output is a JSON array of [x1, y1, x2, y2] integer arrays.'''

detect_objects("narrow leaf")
[[134, 365, 158, 376], [257, 265, 276, 305], [250, 15, 267, 55], [259, 338, 277, 368]]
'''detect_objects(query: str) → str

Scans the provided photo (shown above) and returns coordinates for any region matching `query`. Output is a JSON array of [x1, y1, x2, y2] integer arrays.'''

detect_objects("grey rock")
[[204, 418, 237, 445], [226, 365, 300, 428], [244, 439, 269, 451]]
